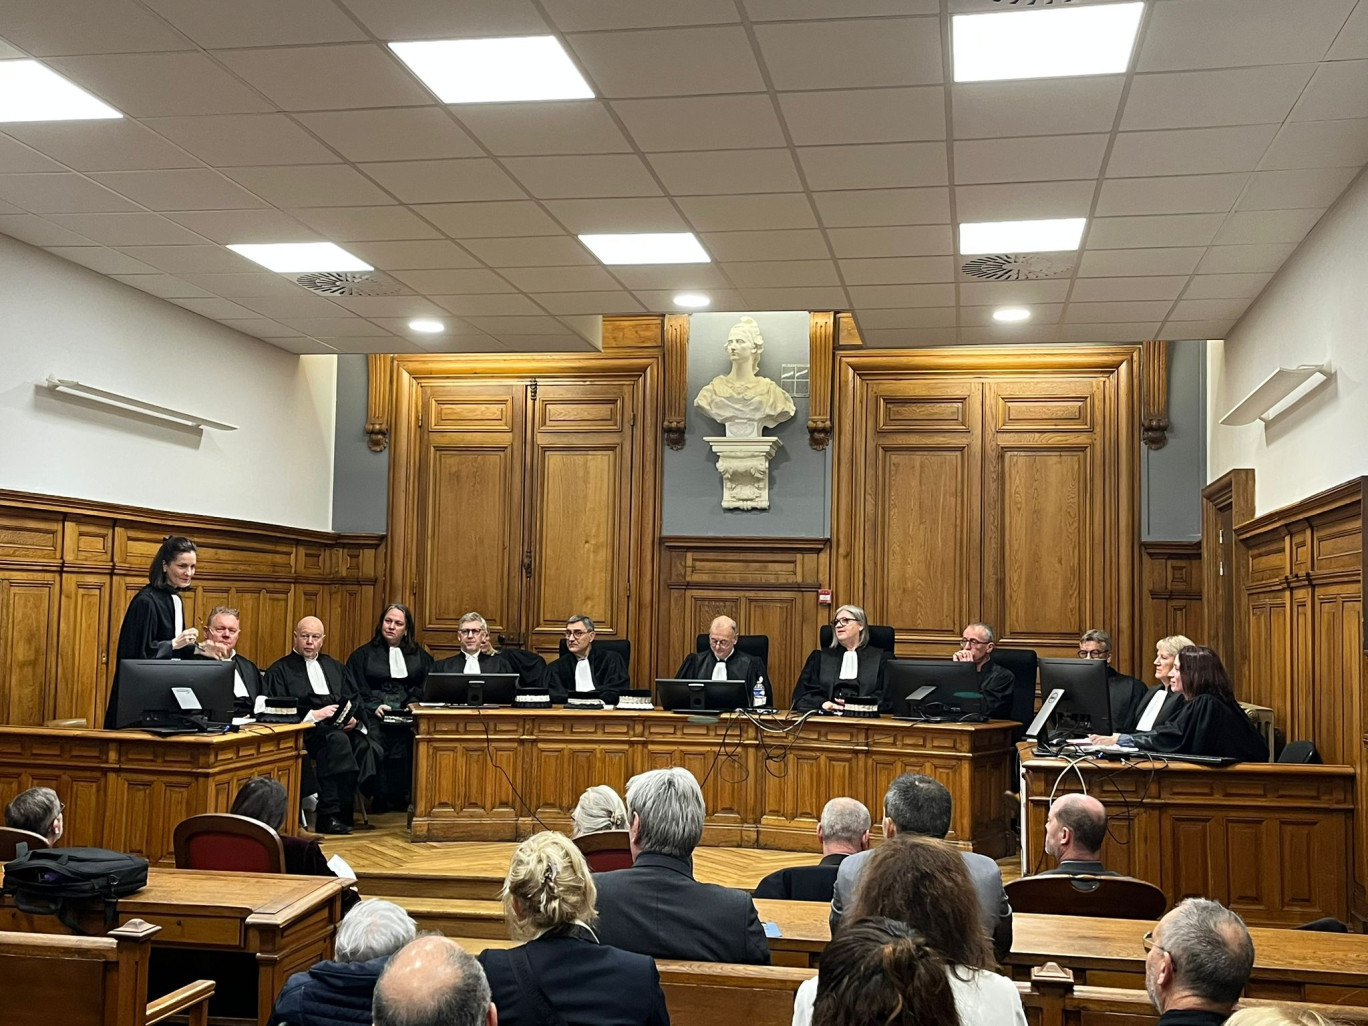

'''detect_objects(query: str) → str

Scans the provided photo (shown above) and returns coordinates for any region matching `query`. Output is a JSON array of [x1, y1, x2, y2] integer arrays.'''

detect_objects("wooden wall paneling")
[[1202, 469, 1256, 683], [1139, 542, 1203, 655], [0, 572, 61, 725]]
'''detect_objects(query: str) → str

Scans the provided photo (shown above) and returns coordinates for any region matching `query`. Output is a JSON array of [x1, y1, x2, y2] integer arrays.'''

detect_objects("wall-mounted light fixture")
[[44, 376, 237, 431], [1219, 364, 1334, 426]]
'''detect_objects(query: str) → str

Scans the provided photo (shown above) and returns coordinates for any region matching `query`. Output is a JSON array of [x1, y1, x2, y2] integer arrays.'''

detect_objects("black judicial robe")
[[346, 641, 434, 712], [549, 646, 629, 702], [976, 659, 1018, 721], [1129, 693, 1268, 762], [791, 646, 891, 712], [263, 651, 381, 786], [1125, 682, 1184, 733], [190, 651, 265, 719], [1106, 666, 1149, 733], [104, 584, 182, 729], [429, 650, 512, 681], [675, 650, 771, 706], [499, 647, 549, 690]]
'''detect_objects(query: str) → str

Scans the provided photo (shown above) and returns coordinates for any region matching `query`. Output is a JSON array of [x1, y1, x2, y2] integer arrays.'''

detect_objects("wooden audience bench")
[[0, 918, 215, 1026], [657, 960, 815, 1026]]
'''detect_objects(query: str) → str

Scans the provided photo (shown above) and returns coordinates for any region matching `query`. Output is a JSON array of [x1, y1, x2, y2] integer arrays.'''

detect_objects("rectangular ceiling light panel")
[[579, 232, 710, 265], [959, 217, 1087, 255], [389, 37, 594, 103], [0, 60, 122, 122], [227, 242, 373, 272], [953, 2, 1144, 83]]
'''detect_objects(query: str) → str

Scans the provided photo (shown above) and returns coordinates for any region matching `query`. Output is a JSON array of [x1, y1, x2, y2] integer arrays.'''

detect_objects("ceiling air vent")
[[291, 271, 406, 297], [960, 253, 1073, 281]]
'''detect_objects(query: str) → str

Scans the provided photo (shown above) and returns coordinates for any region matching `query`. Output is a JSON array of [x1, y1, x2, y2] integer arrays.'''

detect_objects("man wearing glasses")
[[431, 612, 511, 676], [549, 614, 628, 703], [4, 786, 64, 846], [1143, 898, 1254, 1024], [1079, 628, 1148, 732], [950, 622, 1017, 720]]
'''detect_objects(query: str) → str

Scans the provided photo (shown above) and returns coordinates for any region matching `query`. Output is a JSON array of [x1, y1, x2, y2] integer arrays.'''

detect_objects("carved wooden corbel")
[[1142, 339, 1170, 450], [663, 314, 689, 450], [366, 354, 395, 452], [807, 312, 835, 451]]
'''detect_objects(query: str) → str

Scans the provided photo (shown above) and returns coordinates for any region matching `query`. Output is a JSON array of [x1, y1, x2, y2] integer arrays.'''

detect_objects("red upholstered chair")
[[0, 828, 49, 861], [172, 814, 286, 874], [573, 830, 634, 872]]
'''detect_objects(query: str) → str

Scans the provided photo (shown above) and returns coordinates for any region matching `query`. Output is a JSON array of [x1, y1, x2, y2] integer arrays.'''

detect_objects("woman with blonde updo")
[[478, 832, 669, 1026], [571, 784, 627, 838]]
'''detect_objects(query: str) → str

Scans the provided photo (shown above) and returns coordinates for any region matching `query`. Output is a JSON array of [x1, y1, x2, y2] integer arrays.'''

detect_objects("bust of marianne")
[[693, 317, 796, 438]]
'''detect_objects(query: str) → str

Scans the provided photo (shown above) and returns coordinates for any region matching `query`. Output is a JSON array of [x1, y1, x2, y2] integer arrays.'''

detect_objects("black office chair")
[[1278, 740, 1321, 764], [694, 633, 769, 666], [557, 636, 631, 665], [819, 623, 895, 652], [992, 647, 1039, 739]]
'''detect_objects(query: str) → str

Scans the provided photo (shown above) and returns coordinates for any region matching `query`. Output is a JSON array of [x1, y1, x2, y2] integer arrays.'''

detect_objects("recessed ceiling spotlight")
[[579, 232, 711, 265], [389, 37, 594, 103], [953, 2, 1143, 83], [408, 319, 445, 333], [673, 293, 711, 309], [959, 218, 1086, 256], [992, 0, 1072, 4], [0, 60, 122, 122], [993, 307, 1032, 323], [226, 242, 372, 273]]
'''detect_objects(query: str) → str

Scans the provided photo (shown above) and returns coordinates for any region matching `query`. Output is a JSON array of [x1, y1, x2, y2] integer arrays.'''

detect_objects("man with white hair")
[[268, 899, 418, 1026], [4, 786, 63, 846], [753, 797, 870, 900], [592, 767, 770, 964], [675, 615, 771, 706], [1145, 898, 1254, 1024]]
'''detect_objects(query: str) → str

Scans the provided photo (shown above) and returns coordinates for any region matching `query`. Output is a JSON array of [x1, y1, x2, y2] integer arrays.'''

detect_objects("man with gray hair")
[[1145, 898, 1254, 1024], [373, 936, 495, 1026], [593, 767, 770, 964], [548, 614, 628, 702], [4, 786, 63, 846], [952, 621, 1017, 719], [269, 899, 418, 1026], [1080, 627, 1148, 732], [753, 797, 870, 900]]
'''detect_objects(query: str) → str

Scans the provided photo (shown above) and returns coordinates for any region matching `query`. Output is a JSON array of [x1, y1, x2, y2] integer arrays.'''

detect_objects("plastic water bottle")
[[752, 678, 767, 708]]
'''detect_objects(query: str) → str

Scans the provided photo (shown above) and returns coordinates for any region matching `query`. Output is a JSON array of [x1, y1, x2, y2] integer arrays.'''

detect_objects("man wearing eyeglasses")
[[549, 614, 628, 703], [1143, 898, 1254, 1024], [675, 615, 770, 707], [4, 786, 64, 846], [431, 611, 512, 676], [1079, 628, 1149, 732], [950, 622, 1016, 720]]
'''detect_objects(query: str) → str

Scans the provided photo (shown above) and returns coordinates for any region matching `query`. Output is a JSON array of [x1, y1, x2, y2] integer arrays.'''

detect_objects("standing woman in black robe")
[[103, 535, 201, 728], [344, 603, 433, 811]]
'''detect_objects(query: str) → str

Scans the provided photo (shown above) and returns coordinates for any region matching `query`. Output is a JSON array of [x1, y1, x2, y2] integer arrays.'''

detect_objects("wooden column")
[[1141, 339, 1169, 450], [663, 314, 690, 451], [807, 312, 834, 451], [365, 354, 394, 453]]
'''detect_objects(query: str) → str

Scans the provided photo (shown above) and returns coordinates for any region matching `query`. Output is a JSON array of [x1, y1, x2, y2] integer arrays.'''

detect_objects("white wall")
[[0, 235, 337, 531], [1207, 169, 1368, 516]]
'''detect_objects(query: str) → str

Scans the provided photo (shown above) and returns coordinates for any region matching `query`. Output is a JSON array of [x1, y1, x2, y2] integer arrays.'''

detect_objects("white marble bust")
[[693, 317, 796, 438]]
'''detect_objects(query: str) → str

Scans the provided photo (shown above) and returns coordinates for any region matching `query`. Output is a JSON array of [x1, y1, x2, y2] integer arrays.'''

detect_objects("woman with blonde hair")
[[1226, 1009, 1345, 1026], [571, 784, 627, 838], [478, 831, 669, 1026], [1126, 634, 1195, 731]]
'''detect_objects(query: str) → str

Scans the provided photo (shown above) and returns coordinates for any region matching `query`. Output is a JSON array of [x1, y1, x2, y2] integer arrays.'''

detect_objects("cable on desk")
[[476, 708, 550, 832]]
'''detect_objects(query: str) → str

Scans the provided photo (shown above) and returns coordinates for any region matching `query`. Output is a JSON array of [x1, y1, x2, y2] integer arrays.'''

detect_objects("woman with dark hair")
[[103, 535, 204, 729], [791, 604, 891, 714], [811, 917, 959, 1026], [1092, 645, 1267, 761], [344, 603, 433, 811], [792, 835, 1025, 1026]]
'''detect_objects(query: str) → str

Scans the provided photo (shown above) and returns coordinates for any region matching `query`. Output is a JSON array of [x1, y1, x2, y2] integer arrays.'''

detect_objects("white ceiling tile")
[[45, 246, 158, 274], [1086, 214, 1226, 249], [527, 291, 646, 315], [958, 324, 1060, 345], [798, 143, 947, 191], [216, 318, 300, 338], [1258, 119, 1368, 169], [181, 272, 317, 297], [960, 304, 1064, 328], [957, 279, 1070, 305], [779, 87, 945, 147], [1058, 323, 1162, 343], [566, 27, 766, 98], [1095, 174, 1250, 215], [1182, 272, 1276, 299], [144, 114, 342, 167], [142, 0, 367, 47], [116, 244, 263, 274], [1236, 167, 1360, 210], [856, 307, 958, 330], [293, 108, 481, 163], [1069, 276, 1190, 302], [454, 102, 630, 156], [0, 199, 22, 215], [1077, 248, 1205, 277], [234, 294, 350, 318], [107, 272, 214, 299], [1064, 300, 1175, 324], [739, 286, 849, 309], [1107, 125, 1281, 178], [541, 0, 739, 30], [390, 268, 519, 293], [336, 0, 549, 39], [261, 336, 340, 354], [1169, 298, 1252, 321], [359, 159, 526, 204], [0, 173, 140, 214], [647, 149, 801, 195], [827, 225, 953, 258], [363, 314, 492, 336], [344, 240, 480, 270], [701, 229, 830, 262], [280, 317, 393, 338], [1212, 208, 1325, 244], [721, 260, 840, 288], [2, 120, 198, 172], [162, 209, 321, 244], [1138, 0, 1357, 71], [460, 235, 595, 267], [502, 154, 662, 199], [812, 188, 949, 228], [316, 335, 426, 354], [542, 197, 686, 234], [0, 135, 65, 173], [225, 165, 396, 207], [214, 45, 433, 111], [0, 214, 96, 246], [1328, 1, 1368, 58], [856, 327, 959, 348], [417, 201, 561, 238], [1195, 244, 1298, 274], [47, 53, 276, 117], [952, 78, 1125, 139], [1122, 65, 1317, 131], [1290, 60, 1368, 120], [170, 297, 271, 319], [424, 294, 546, 316], [747, 0, 937, 17], [840, 256, 956, 285], [611, 95, 786, 152], [754, 18, 941, 90], [1156, 320, 1235, 341], [323, 297, 447, 318], [499, 265, 622, 292], [462, 315, 570, 334], [954, 180, 1094, 221], [89, 169, 269, 211], [953, 135, 1108, 186], [610, 264, 730, 290], [0, 39, 27, 60], [288, 206, 444, 241], [847, 283, 955, 308], [0, 0, 190, 55]]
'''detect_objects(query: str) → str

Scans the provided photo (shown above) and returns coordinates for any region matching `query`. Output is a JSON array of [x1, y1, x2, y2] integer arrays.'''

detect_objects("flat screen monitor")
[[1037, 657, 1112, 736], [422, 672, 519, 707], [655, 679, 748, 714], [114, 658, 236, 729], [887, 660, 986, 721]]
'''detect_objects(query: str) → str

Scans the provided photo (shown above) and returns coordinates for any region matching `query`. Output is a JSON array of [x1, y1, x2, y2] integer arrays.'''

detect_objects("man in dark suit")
[[593, 766, 771, 965], [754, 796, 870, 901], [953, 621, 1017, 720], [1038, 793, 1120, 877], [548, 614, 628, 702], [200, 606, 265, 719], [675, 615, 770, 706], [1080, 628, 1149, 732], [1145, 899, 1254, 1025]]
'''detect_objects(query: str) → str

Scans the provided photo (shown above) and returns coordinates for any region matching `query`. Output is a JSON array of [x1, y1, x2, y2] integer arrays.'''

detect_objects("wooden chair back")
[[1006, 874, 1167, 920], [173, 813, 286, 874], [0, 827, 50, 861], [572, 830, 633, 872], [658, 960, 814, 1026]]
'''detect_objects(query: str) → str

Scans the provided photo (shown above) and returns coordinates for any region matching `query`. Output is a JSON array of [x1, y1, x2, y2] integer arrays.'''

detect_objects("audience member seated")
[[1226, 1009, 1341, 1026], [792, 605, 891, 713], [807, 917, 959, 1026], [346, 603, 433, 812], [1090, 646, 1268, 762], [795, 836, 1026, 1026], [951, 622, 1017, 721], [478, 831, 669, 1026], [265, 616, 381, 834], [754, 797, 870, 901], [268, 898, 417, 1026], [594, 767, 770, 964], [1131, 634, 1195, 733], [571, 784, 627, 838], [677, 614, 770, 706], [1144, 898, 1255, 1026], [3, 786, 63, 847], [1037, 794, 1119, 877], [372, 936, 496, 1026], [549, 615, 629, 703], [832, 774, 1011, 959], [1080, 628, 1148, 733]]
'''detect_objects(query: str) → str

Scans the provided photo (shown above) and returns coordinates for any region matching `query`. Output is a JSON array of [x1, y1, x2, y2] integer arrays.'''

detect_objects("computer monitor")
[[114, 659, 236, 729], [655, 679, 748, 714], [422, 672, 519, 707], [887, 660, 986, 721], [1037, 657, 1113, 736]]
